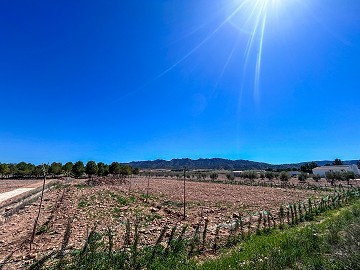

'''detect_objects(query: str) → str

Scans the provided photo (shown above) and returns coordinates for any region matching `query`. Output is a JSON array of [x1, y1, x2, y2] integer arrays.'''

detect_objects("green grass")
[[77, 198, 89, 208], [74, 184, 90, 189], [101, 190, 136, 205], [195, 200, 360, 270]]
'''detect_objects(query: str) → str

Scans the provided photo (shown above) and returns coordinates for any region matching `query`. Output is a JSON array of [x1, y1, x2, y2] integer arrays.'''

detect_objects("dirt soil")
[[0, 180, 44, 194], [0, 177, 329, 269]]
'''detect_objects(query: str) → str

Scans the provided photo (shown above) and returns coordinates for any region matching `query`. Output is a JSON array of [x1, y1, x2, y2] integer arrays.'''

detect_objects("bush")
[[279, 171, 290, 182], [265, 171, 274, 181], [312, 174, 321, 182], [298, 172, 308, 182], [226, 173, 235, 181], [209, 173, 218, 180]]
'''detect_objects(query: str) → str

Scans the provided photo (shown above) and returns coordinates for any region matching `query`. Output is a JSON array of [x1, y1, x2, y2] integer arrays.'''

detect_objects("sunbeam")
[[228, 0, 284, 100]]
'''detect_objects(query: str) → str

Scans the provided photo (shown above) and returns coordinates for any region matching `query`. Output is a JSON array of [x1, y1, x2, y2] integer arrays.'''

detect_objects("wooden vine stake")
[[183, 167, 186, 220], [30, 163, 47, 250]]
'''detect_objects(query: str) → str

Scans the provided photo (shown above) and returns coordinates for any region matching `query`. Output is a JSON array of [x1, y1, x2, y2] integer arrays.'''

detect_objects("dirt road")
[[0, 180, 50, 204], [0, 188, 36, 203]]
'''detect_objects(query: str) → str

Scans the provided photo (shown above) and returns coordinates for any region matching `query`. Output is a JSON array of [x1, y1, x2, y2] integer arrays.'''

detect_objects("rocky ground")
[[0, 177, 330, 269]]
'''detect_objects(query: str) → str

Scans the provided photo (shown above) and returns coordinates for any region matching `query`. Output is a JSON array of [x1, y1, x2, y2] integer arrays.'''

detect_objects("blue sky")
[[1, 0, 359, 164]]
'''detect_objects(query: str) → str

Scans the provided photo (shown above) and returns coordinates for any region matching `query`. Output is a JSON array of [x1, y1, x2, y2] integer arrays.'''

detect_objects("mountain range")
[[126, 158, 359, 170]]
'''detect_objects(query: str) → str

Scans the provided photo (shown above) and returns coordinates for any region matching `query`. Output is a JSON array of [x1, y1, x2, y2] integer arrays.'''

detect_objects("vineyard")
[[0, 176, 359, 269]]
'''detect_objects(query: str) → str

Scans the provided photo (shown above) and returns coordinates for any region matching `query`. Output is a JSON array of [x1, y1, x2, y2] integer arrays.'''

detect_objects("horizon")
[[1, 156, 358, 167], [1, 0, 360, 164]]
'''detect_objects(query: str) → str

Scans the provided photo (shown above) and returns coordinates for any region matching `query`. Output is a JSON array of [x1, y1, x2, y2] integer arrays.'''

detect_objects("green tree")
[[312, 174, 321, 182], [343, 171, 355, 185], [132, 168, 140, 175], [325, 171, 336, 186], [72, 161, 85, 178], [333, 158, 343, 165], [300, 162, 318, 173], [8, 164, 17, 176], [63, 162, 73, 177], [248, 170, 257, 181], [226, 173, 235, 181], [32, 165, 44, 178], [49, 162, 63, 177], [279, 171, 290, 182], [85, 161, 98, 177], [265, 171, 274, 181], [16, 162, 35, 178], [0, 163, 10, 178], [109, 162, 121, 175], [119, 165, 132, 177], [97, 162, 109, 176]]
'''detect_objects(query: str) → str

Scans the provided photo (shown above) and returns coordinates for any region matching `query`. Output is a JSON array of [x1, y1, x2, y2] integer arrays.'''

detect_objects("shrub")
[[226, 173, 235, 181], [209, 173, 218, 180], [279, 171, 290, 182], [298, 172, 308, 182]]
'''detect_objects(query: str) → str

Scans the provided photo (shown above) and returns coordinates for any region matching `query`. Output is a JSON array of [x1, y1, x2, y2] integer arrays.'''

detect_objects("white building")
[[312, 165, 360, 177]]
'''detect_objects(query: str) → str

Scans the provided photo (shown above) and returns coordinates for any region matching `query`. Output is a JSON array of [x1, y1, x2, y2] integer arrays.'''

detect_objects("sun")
[[228, 0, 282, 33], [223, 0, 286, 99]]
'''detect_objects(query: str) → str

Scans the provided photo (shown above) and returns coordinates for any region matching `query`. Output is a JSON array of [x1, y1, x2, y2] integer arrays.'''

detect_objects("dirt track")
[[0, 188, 35, 203]]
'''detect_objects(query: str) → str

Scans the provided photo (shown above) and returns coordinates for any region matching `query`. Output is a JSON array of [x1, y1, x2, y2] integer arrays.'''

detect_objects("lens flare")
[[227, 0, 284, 100]]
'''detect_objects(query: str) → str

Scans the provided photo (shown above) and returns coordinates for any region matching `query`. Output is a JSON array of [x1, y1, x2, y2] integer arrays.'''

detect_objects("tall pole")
[[146, 172, 150, 203], [183, 167, 186, 220], [30, 163, 47, 250]]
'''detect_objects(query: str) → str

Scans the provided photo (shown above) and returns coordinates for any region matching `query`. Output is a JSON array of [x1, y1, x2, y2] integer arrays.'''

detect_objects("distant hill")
[[126, 158, 359, 171]]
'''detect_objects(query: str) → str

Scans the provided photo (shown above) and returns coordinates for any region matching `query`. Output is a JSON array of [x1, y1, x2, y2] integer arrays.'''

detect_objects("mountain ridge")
[[126, 158, 359, 170]]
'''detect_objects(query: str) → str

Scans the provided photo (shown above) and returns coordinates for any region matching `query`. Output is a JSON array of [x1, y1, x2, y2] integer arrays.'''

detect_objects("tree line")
[[0, 161, 139, 179]]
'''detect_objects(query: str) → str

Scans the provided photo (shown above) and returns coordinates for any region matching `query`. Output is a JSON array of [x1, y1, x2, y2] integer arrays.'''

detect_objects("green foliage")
[[209, 173, 218, 180], [100, 190, 136, 206], [226, 173, 235, 181], [279, 171, 290, 182], [85, 161, 98, 176], [197, 200, 360, 270], [78, 198, 89, 208], [132, 167, 140, 175], [49, 162, 63, 177], [72, 161, 85, 178], [265, 171, 274, 181], [343, 171, 355, 183], [97, 162, 109, 176], [33, 165, 44, 178], [333, 158, 343, 165], [297, 172, 308, 182], [63, 162, 73, 177], [300, 162, 318, 173], [312, 174, 321, 181], [120, 165, 132, 176], [16, 161, 35, 177], [106, 162, 132, 176], [241, 170, 257, 180], [0, 163, 10, 177]]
